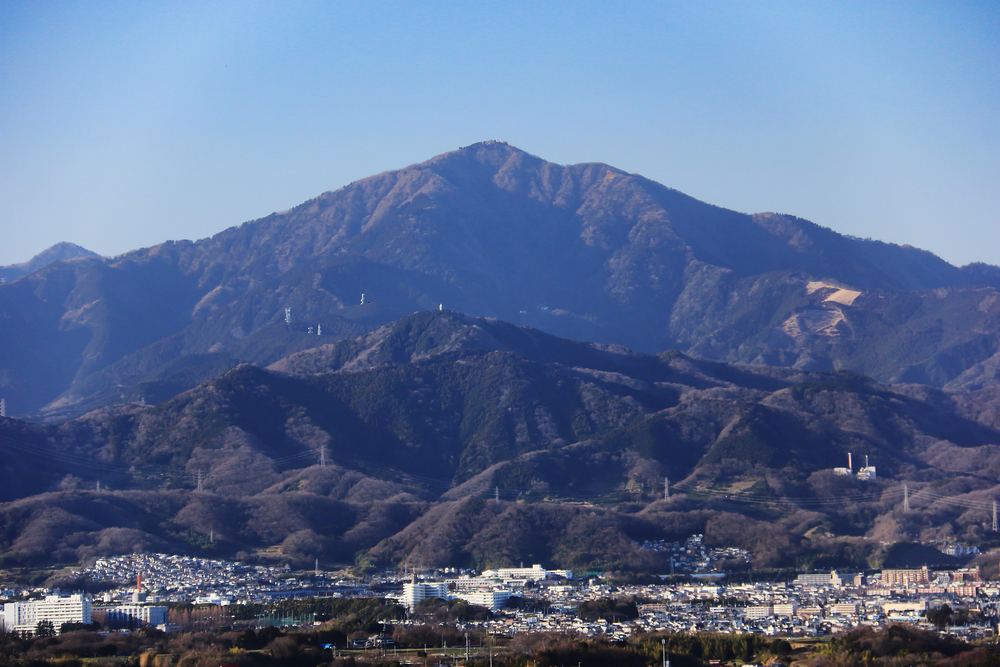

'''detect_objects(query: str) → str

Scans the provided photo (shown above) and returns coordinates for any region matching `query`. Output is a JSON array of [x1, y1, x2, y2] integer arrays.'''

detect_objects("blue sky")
[[1, 1, 997, 268]]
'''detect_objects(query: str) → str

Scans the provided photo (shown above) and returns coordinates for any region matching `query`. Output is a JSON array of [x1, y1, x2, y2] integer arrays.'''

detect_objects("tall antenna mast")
[[320, 445, 327, 467], [197, 469, 203, 492], [993, 500, 998, 533], [494, 486, 500, 502], [903, 484, 910, 511], [285, 308, 292, 325], [664, 476, 669, 500], [315, 558, 320, 577], [0, 398, 5, 418]]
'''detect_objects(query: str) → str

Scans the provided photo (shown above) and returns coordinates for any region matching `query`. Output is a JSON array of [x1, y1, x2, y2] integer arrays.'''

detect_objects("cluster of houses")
[[637, 534, 752, 574]]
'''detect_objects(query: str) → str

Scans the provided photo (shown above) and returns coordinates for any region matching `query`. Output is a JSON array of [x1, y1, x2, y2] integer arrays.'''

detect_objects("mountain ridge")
[[2, 141, 999, 420]]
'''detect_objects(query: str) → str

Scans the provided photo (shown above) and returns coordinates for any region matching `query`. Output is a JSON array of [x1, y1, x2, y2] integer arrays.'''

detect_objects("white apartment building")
[[744, 604, 773, 620], [772, 603, 798, 617], [2, 594, 92, 635], [829, 602, 860, 616], [454, 589, 510, 612], [402, 582, 449, 611], [95, 605, 169, 628]]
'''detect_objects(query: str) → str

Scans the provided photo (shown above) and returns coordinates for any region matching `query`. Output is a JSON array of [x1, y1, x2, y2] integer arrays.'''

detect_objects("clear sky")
[[1, 1, 997, 268]]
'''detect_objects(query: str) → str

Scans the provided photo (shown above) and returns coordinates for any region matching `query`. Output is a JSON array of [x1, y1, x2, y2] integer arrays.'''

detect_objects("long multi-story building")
[[480, 564, 573, 581], [744, 604, 772, 620], [793, 570, 860, 587], [402, 583, 449, 611], [454, 589, 510, 612], [1, 594, 92, 635], [880, 567, 930, 586], [93, 604, 168, 629]]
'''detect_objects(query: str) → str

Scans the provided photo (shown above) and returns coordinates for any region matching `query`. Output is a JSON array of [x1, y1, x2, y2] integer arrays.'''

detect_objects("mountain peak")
[[0, 242, 99, 282]]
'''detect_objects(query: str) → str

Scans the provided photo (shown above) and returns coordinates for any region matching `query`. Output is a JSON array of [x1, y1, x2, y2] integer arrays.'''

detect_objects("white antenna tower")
[[210, 529, 214, 543], [320, 445, 327, 467], [360, 293, 366, 305], [903, 484, 910, 511], [0, 398, 5, 418], [664, 476, 669, 500], [96, 481, 101, 493], [315, 558, 320, 577], [494, 486, 500, 502], [197, 469, 203, 492], [993, 500, 998, 533], [285, 308, 292, 325], [317, 324, 321, 336]]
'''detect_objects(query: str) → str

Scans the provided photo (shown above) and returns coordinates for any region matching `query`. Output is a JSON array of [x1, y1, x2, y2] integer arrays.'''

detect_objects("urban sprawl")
[[1, 537, 994, 644]]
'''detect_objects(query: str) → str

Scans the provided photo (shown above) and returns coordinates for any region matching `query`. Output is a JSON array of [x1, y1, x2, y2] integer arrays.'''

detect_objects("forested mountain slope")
[[1, 311, 999, 572]]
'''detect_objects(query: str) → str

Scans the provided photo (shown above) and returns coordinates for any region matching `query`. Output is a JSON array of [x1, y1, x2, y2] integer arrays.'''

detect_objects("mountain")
[[0, 242, 99, 284], [1, 142, 999, 421], [2, 311, 1000, 572]]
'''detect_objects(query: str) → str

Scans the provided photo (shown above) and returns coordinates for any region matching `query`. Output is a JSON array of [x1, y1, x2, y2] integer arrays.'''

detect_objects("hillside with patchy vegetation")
[[2, 311, 1000, 574]]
